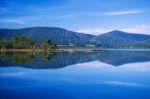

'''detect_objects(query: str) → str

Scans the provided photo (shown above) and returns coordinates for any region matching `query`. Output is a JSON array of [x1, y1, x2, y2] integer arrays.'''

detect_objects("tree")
[[29, 40, 36, 49], [0, 39, 8, 49], [12, 37, 21, 48], [42, 39, 52, 50], [12, 36, 36, 49]]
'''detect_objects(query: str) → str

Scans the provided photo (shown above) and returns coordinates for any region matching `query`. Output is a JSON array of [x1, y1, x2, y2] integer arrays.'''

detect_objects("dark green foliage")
[[0, 39, 13, 49], [12, 36, 35, 48], [42, 39, 52, 50], [0, 36, 56, 49]]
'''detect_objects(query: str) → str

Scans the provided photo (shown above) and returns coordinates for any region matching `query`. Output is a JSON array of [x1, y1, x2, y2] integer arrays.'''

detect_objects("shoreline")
[[1, 48, 149, 52], [0, 48, 102, 52]]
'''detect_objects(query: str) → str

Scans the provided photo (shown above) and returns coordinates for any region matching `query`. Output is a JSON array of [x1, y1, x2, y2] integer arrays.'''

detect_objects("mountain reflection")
[[0, 50, 150, 69]]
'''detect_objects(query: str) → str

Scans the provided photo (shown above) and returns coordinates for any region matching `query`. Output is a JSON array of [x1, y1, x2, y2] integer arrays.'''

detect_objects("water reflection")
[[0, 50, 150, 99], [0, 50, 150, 69]]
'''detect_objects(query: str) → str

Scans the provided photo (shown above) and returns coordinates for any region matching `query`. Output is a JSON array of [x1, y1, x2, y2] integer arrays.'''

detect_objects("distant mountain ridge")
[[0, 27, 150, 48], [94, 30, 150, 48]]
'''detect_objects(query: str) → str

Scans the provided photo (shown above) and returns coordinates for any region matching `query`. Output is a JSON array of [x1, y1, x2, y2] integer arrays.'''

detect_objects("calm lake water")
[[0, 50, 150, 99]]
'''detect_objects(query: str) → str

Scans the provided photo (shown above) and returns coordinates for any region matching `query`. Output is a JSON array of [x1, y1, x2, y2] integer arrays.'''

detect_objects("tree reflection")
[[0, 50, 150, 69], [0, 52, 57, 64]]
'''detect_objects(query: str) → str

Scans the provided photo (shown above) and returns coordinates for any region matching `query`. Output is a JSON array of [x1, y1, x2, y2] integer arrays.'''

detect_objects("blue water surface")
[[0, 51, 150, 99]]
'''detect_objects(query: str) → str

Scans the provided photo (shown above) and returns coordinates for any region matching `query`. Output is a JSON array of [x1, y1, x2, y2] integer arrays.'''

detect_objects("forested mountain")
[[0, 27, 95, 46], [0, 27, 150, 48]]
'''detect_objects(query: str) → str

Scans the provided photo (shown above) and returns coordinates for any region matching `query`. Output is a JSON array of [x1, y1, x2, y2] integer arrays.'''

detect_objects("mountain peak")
[[108, 30, 125, 34], [99, 30, 127, 37], [111, 30, 123, 32]]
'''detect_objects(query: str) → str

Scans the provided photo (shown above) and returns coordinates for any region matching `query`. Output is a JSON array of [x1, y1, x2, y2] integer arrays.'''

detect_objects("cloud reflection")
[[121, 62, 150, 72], [102, 80, 147, 87], [0, 72, 25, 77], [75, 61, 150, 72], [75, 61, 112, 69]]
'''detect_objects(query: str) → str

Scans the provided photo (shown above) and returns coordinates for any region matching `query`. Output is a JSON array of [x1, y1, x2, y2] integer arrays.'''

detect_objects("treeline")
[[0, 36, 57, 49]]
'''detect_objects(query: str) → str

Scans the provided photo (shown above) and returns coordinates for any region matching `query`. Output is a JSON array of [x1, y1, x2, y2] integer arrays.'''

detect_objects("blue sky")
[[0, 0, 150, 35]]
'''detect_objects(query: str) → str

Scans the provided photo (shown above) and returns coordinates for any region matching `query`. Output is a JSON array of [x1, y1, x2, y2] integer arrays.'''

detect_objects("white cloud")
[[74, 25, 150, 35], [56, 14, 76, 19], [120, 25, 150, 35], [0, 19, 25, 24], [52, 9, 146, 19], [100, 10, 146, 16], [75, 28, 112, 35], [64, 10, 146, 17]]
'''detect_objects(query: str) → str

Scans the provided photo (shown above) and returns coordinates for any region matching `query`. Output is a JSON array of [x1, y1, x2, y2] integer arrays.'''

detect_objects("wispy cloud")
[[0, 16, 44, 24], [50, 9, 146, 20], [100, 10, 146, 16], [55, 14, 76, 19], [0, 18, 25, 24], [59, 9, 146, 19], [83, 10, 146, 16]]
